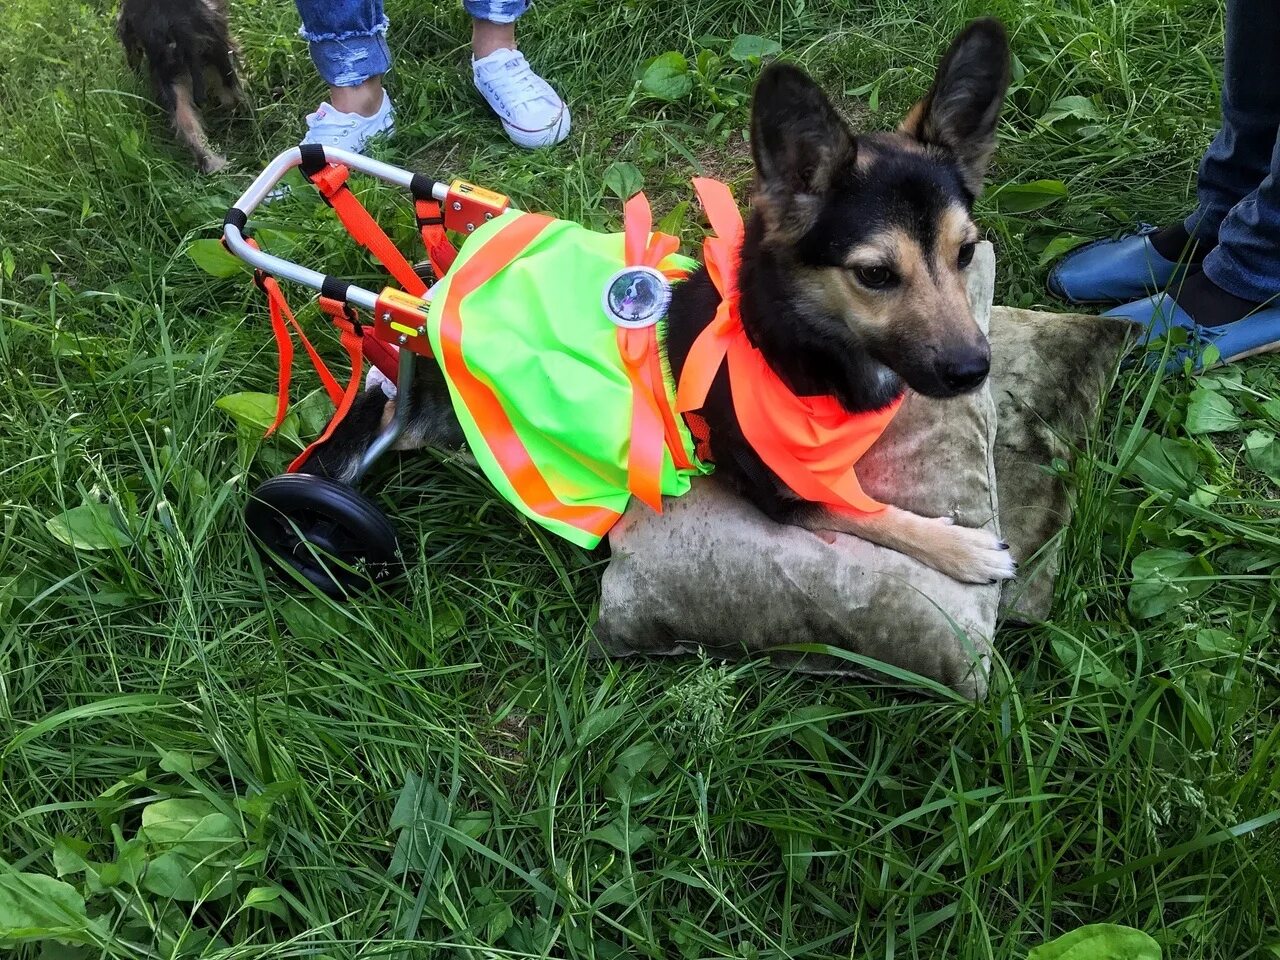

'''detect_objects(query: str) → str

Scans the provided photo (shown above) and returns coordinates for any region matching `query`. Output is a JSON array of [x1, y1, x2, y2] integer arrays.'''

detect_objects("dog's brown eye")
[[958, 242, 976, 269], [853, 265, 897, 289]]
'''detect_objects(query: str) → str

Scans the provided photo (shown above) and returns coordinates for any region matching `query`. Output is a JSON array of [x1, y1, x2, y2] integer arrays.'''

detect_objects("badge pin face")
[[603, 266, 672, 329]]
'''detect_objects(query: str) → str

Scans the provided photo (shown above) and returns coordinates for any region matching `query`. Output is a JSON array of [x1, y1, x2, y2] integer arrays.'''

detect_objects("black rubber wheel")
[[245, 474, 401, 598]]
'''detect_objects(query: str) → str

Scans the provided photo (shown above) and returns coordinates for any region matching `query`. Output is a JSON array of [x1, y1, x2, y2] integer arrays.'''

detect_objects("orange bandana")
[[675, 177, 903, 515]]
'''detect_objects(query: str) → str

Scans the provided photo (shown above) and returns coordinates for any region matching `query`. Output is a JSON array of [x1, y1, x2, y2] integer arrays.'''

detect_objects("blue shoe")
[[1048, 227, 1188, 305], [1106, 294, 1280, 372]]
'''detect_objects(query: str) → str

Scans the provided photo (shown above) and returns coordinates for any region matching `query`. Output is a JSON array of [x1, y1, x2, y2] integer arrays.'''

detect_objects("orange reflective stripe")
[[439, 214, 618, 538]]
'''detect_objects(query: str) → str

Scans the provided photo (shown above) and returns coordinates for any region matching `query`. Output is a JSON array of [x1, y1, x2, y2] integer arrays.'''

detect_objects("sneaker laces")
[[304, 103, 362, 142], [480, 53, 555, 114]]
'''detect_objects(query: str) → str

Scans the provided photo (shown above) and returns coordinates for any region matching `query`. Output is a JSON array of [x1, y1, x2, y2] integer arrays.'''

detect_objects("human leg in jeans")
[[293, 0, 569, 152], [293, 0, 395, 148], [1049, 0, 1280, 312], [467, 0, 571, 148]]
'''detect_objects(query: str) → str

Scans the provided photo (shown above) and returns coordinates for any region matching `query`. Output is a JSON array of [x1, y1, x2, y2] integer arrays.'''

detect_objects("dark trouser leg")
[[1184, 0, 1280, 242]]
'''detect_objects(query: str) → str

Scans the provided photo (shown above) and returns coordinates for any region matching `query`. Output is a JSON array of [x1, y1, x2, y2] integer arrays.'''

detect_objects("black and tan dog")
[[303, 19, 1016, 584], [117, 0, 244, 173]]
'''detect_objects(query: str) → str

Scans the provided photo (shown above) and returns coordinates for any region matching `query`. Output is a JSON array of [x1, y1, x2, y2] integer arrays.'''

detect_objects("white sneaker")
[[302, 91, 395, 153], [472, 49, 570, 149]]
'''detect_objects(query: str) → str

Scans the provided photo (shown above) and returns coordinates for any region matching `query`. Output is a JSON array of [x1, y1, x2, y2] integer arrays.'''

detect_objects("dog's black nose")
[[939, 354, 990, 393]]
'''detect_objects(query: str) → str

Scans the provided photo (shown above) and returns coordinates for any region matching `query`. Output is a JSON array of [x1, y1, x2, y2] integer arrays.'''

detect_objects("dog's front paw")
[[199, 153, 229, 175], [928, 517, 1015, 584]]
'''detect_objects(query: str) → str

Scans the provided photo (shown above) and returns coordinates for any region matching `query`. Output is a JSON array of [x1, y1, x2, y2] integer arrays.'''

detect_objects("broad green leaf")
[[1128, 548, 1213, 619], [728, 34, 782, 62], [292, 388, 335, 440], [452, 811, 492, 842], [216, 392, 279, 433], [1194, 628, 1242, 656], [1244, 429, 1280, 486], [158, 750, 215, 774], [139, 853, 199, 901], [45, 503, 131, 551], [1050, 637, 1122, 688], [1037, 234, 1089, 267], [576, 704, 628, 747], [0, 872, 92, 946], [771, 827, 816, 883], [388, 772, 447, 875], [215, 392, 298, 444], [1125, 427, 1202, 494], [140, 799, 241, 861], [1041, 95, 1104, 125], [990, 179, 1068, 214], [586, 818, 656, 855], [603, 162, 645, 202], [641, 52, 692, 101], [187, 239, 245, 278], [656, 200, 689, 241], [1028, 923, 1160, 960], [1185, 387, 1242, 434], [694, 49, 721, 80], [51, 839, 91, 879], [243, 885, 288, 919]]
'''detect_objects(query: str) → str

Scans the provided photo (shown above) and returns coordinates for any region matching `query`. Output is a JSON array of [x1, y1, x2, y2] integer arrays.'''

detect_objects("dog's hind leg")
[[210, 44, 247, 109], [167, 77, 226, 173], [300, 358, 464, 484], [793, 504, 1015, 585]]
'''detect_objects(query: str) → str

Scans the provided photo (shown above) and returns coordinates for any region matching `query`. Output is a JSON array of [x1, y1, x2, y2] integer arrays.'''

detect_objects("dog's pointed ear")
[[899, 18, 1011, 194], [751, 63, 855, 201]]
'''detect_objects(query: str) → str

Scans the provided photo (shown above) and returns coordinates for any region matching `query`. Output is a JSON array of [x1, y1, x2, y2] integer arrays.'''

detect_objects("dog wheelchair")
[[223, 144, 510, 597]]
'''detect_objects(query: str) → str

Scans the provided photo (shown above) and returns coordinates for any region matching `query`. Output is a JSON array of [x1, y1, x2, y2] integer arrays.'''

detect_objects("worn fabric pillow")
[[594, 243, 1002, 699], [989, 307, 1133, 621]]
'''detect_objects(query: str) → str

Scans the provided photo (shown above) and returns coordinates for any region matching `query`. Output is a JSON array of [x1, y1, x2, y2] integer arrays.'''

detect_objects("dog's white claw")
[[930, 517, 1016, 584]]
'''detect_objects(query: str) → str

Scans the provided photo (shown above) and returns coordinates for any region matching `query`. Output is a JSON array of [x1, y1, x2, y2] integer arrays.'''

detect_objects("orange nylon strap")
[[306, 163, 429, 298], [676, 178, 746, 414], [416, 198, 458, 280], [287, 301, 366, 473], [617, 192, 688, 511], [245, 236, 344, 435], [261, 273, 294, 437], [437, 212, 619, 538]]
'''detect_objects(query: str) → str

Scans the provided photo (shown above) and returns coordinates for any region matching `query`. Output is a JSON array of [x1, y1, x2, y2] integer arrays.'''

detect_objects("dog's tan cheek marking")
[[939, 205, 977, 268], [827, 271, 895, 336]]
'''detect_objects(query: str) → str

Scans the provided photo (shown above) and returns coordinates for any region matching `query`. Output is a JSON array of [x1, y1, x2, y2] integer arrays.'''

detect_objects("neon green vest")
[[425, 210, 711, 548]]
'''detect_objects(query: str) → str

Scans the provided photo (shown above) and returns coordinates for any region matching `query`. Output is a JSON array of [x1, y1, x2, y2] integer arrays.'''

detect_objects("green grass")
[[2, 0, 1279, 957]]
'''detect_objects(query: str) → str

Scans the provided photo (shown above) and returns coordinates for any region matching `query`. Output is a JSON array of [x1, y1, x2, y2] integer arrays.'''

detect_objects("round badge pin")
[[602, 266, 672, 329]]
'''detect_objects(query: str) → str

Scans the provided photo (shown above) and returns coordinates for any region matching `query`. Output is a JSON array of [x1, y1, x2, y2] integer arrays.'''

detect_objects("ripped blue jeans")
[[294, 0, 530, 87]]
